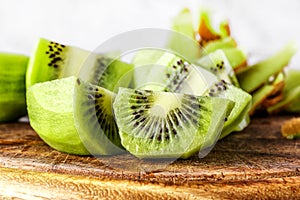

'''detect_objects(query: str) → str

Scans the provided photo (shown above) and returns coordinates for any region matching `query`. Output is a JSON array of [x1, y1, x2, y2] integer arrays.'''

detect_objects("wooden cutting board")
[[0, 115, 299, 199]]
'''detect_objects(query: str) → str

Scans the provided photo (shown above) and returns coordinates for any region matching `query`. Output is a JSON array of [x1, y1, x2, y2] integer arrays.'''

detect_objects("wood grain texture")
[[0, 115, 300, 199]]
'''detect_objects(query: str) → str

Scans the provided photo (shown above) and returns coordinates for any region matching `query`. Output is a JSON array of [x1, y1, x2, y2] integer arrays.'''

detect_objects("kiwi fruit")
[[0, 53, 29, 122], [132, 49, 217, 93], [267, 70, 300, 114], [113, 87, 234, 159], [26, 38, 133, 90], [198, 10, 230, 46], [169, 8, 201, 61], [203, 37, 236, 53], [26, 76, 90, 155], [133, 50, 251, 138], [281, 118, 300, 139], [237, 42, 297, 93], [74, 77, 124, 155], [196, 50, 239, 87]]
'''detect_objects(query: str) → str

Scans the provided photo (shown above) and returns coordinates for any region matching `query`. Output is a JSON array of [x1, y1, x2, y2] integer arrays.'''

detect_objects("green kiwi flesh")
[[113, 87, 234, 159], [132, 49, 217, 93], [74, 78, 124, 155], [26, 38, 134, 91], [268, 70, 300, 113], [0, 53, 29, 122], [237, 42, 297, 93], [196, 50, 239, 87], [169, 8, 201, 61], [133, 50, 251, 138], [26, 76, 89, 155], [203, 37, 236, 53]]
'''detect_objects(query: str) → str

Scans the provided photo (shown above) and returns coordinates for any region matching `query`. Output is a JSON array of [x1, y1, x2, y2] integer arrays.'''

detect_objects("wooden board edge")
[[1, 167, 300, 199]]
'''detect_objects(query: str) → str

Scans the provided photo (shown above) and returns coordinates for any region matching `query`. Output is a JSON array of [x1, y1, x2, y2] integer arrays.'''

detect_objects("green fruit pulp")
[[0, 53, 28, 122], [26, 76, 90, 155], [74, 78, 125, 155], [113, 87, 234, 159], [237, 42, 297, 93], [26, 38, 134, 91]]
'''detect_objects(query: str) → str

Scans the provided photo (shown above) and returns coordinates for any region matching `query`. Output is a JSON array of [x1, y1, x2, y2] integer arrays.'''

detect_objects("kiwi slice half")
[[237, 42, 297, 93], [113, 87, 234, 159], [0, 53, 28, 122], [26, 38, 133, 90], [196, 50, 239, 87], [133, 50, 251, 138], [26, 76, 89, 155], [74, 78, 124, 155]]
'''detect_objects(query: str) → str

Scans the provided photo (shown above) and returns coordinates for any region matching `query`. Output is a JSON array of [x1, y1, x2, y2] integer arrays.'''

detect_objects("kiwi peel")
[[0, 53, 29, 122], [113, 87, 234, 159]]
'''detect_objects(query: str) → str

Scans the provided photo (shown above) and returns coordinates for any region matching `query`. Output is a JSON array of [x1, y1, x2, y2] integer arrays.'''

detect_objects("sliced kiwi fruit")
[[281, 118, 300, 139], [74, 77, 124, 155], [26, 76, 89, 155], [133, 50, 251, 138], [0, 53, 29, 122], [203, 37, 236, 53], [250, 72, 284, 115], [267, 70, 300, 114], [132, 49, 217, 93], [168, 8, 201, 61], [113, 87, 234, 159], [26, 38, 133, 90], [198, 10, 230, 46], [196, 50, 239, 87], [237, 42, 297, 93]]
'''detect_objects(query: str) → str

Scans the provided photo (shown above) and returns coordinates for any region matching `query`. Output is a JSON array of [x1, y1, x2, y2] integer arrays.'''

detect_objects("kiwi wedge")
[[26, 38, 133, 90], [113, 87, 234, 159], [74, 78, 124, 155], [0, 53, 28, 122], [133, 50, 251, 138], [26, 76, 89, 155], [196, 50, 239, 87], [198, 10, 230, 46], [237, 42, 297, 93], [268, 70, 300, 114]]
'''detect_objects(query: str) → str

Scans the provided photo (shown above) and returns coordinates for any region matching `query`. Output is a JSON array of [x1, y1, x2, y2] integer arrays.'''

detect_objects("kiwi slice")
[[168, 8, 201, 61], [196, 50, 239, 87], [203, 37, 237, 53], [198, 10, 230, 46], [267, 70, 300, 114], [237, 42, 297, 93], [132, 49, 217, 93], [74, 78, 124, 155], [133, 50, 251, 138], [26, 38, 133, 90], [0, 53, 28, 122], [26, 76, 89, 155], [113, 87, 234, 159]]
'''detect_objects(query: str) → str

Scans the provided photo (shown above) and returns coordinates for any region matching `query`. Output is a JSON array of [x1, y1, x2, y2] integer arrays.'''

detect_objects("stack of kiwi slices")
[[2, 8, 299, 161]]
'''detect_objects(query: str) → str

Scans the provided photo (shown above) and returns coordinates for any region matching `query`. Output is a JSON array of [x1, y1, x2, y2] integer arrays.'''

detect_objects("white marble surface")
[[0, 0, 299, 68]]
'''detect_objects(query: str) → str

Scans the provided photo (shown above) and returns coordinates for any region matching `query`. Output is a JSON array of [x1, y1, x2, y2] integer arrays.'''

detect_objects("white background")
[[1, 0, 299, 68]]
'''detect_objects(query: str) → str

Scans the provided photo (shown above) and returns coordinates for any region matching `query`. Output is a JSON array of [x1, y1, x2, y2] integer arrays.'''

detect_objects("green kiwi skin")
[[237, 42, 297, 93], [113, 87, 234, 159], [0, 53, 29, 122], [74, 78, 125, 155], [26, 77, 90, 155]]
